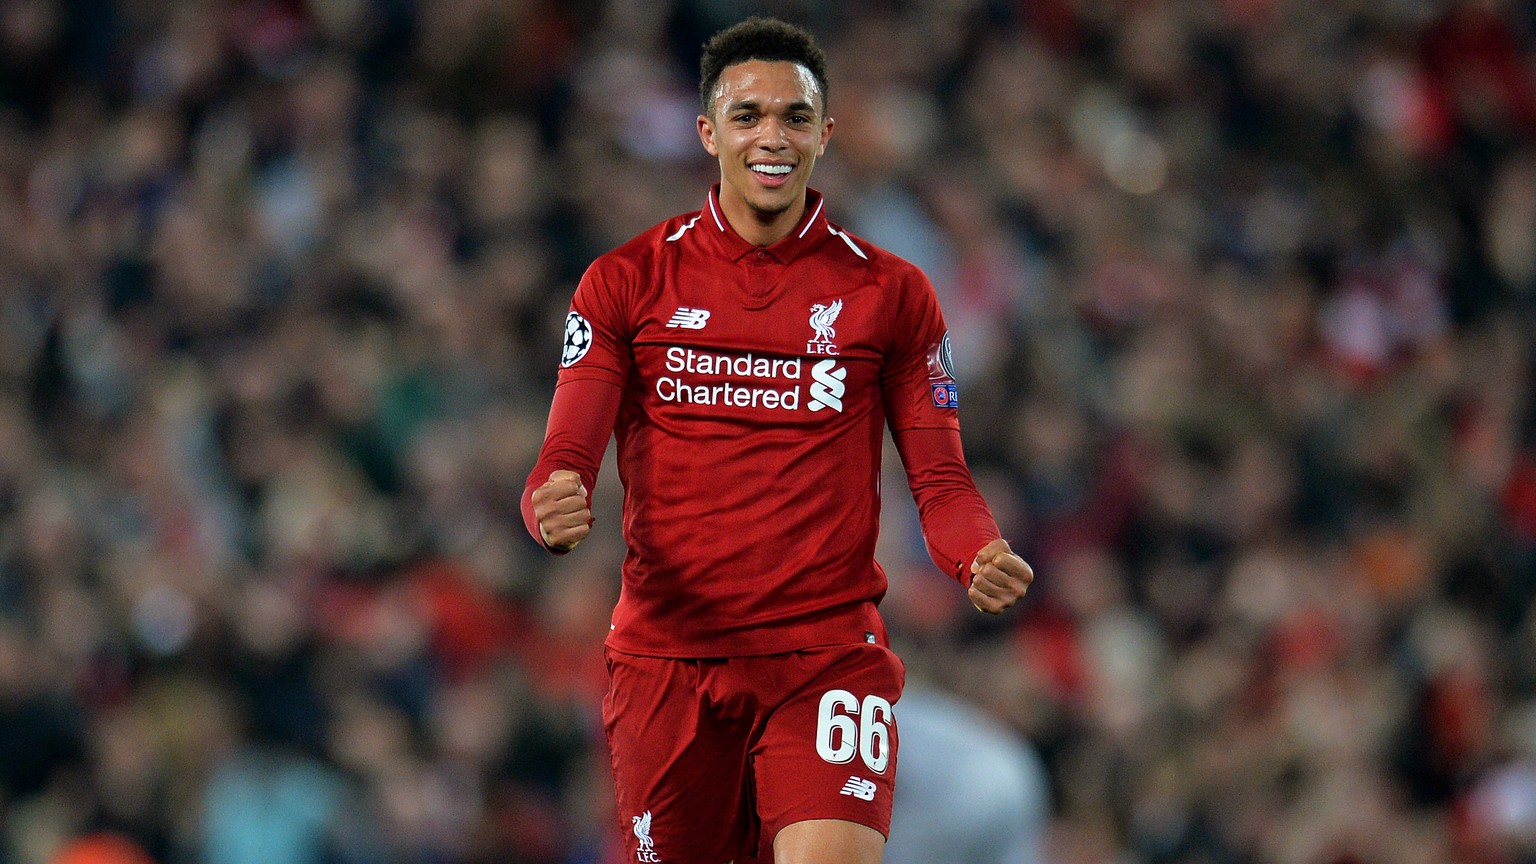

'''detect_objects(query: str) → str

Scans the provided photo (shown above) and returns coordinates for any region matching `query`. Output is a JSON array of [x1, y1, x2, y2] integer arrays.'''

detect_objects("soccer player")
[[522, 16, 1033, 864]]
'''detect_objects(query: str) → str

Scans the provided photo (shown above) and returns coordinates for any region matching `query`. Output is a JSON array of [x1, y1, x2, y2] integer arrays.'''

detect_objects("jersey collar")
[[704, 185, 830, 264]]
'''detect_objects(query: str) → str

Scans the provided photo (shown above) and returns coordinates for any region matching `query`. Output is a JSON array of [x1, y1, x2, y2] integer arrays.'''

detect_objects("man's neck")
[[717, 191, 804, 247]]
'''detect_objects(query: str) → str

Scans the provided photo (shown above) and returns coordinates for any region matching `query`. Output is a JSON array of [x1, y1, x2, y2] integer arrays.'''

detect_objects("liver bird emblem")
[[809, 300, 843, 344], [632, 810, 654, 850]]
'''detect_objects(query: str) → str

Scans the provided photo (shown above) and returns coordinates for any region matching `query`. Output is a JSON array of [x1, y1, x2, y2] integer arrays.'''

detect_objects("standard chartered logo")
[[655, 347, 845, 414], [807, 359, 846, 412]]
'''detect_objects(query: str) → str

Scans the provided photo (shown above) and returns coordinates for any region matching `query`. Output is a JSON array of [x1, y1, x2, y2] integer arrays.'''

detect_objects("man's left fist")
[[967, 539, 1033, 614]]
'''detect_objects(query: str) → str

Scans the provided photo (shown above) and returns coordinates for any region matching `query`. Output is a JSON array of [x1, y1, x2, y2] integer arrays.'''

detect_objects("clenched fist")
[[967, 538, 1033, 614], [530, 470, 592, 552]]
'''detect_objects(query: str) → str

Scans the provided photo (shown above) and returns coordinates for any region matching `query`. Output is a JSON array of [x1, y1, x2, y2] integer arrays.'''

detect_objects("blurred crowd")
[[2, 0, 1536, 862]]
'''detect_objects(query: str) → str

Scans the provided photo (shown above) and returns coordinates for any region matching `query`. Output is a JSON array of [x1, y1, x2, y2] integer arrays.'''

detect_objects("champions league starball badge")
[[561, 312, 593, 367], [935, 331, 956, 380], [926, 331, 956, 381]]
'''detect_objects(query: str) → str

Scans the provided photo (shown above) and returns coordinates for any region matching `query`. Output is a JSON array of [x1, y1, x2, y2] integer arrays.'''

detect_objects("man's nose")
[[755, 117, 790, 148]]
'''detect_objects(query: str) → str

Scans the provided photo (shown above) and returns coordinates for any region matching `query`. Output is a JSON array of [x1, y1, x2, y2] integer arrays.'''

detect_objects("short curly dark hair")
[[698, 17, 829, 116]]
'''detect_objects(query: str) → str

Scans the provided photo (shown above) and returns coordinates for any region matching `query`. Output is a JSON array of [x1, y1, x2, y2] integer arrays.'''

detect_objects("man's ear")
[[698, 115, 719, 157], [818, 115, 834, 156]]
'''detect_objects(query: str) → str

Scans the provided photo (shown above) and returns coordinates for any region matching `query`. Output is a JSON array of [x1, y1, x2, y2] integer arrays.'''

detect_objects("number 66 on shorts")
[[815, 689, 893, 773]]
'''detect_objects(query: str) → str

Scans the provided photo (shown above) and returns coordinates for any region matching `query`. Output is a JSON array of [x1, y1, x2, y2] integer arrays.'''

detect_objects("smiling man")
[[523, 17, 1034, 864], [699, 52, 831, 244]]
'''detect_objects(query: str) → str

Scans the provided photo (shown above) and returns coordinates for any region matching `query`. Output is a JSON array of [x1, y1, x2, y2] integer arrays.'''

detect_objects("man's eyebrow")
[[725, 98, 818, 115]]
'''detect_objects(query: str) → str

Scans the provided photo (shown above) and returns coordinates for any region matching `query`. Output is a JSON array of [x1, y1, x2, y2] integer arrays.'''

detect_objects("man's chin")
[[745, 194, 796, 219]]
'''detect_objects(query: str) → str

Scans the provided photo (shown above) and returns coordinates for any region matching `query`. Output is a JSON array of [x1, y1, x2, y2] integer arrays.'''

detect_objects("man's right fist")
[[530, 470, 591, 552]]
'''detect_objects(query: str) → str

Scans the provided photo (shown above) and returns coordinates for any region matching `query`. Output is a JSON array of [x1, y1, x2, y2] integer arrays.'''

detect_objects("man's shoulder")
[[819, 219, 927, 282], [593, 209, 708, 269]]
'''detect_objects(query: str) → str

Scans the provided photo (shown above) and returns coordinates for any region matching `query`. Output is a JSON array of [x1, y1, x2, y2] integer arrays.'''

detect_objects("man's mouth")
[[750, 164, 794, 185]]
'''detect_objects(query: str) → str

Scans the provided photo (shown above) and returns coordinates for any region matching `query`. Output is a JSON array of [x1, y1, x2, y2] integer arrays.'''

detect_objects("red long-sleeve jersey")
[[523, 187, 999, 657]]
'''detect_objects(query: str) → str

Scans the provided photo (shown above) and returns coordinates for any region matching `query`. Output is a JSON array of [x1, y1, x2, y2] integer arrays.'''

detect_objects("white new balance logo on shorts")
[[839, 776, 877, 801], [666, 307, 711, 329]]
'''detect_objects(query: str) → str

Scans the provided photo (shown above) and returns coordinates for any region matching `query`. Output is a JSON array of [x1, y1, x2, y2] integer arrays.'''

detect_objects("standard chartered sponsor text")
[[657, 347, 804, 409], [656, 377, 802, 408], [664, 347, 802, 379]]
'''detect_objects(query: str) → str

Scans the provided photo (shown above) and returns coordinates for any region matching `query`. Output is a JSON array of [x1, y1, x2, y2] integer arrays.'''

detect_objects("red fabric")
[[603, 644, 904, 862], [407, 559, 526, 680], [892, 427, 1000, 583], [51, 834, 157, 864], [1421, 6, 1536, 144], [1427, 668, 1495, 770], [1013, 607, 1088, 705], [1501, 454, 1536, 542], [522, 188, 998, 657]]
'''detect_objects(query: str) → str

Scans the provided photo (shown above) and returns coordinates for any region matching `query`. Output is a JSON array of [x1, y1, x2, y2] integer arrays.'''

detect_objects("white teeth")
[[752, 164, 792, 175]]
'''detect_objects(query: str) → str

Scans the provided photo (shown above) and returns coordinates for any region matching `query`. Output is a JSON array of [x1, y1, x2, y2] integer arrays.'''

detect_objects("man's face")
[[698, 60, 832, 230]]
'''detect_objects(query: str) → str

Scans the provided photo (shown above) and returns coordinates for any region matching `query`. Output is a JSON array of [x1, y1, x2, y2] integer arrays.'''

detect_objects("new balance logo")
[[839, 776, 877, 801], [665, 307, 711, 329]]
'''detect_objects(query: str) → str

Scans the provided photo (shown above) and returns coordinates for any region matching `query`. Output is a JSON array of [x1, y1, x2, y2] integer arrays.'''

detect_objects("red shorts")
[[603, 642, 906, 864]]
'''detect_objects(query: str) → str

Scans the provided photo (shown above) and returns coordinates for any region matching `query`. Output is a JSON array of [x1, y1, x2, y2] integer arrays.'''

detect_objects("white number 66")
[[814, 689, 893, 774]]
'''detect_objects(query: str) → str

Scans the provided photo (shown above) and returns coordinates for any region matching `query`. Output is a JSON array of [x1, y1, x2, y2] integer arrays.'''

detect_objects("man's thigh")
[[748, 643, 906, 853], [604, 649, 757, 864], [770, 819, 885, 864]]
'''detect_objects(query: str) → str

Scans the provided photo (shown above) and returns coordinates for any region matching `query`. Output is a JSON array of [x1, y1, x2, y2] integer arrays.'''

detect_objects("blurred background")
[[2, 0, 1536, 862]]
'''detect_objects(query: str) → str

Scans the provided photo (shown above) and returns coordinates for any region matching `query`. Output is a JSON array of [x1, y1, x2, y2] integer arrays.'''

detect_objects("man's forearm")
[[892, 426, 1001, 583], [522, 377, 622, 550]]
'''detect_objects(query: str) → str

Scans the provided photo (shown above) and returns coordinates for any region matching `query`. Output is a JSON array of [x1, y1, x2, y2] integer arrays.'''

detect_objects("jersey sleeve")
[[882, 265, 1000, 583], [557, 258, 633, 387], [521, 377, 622, 552], [523, 257, 633, 552], [881, 265, 962, 433], [892, 427, 1000, 584]]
